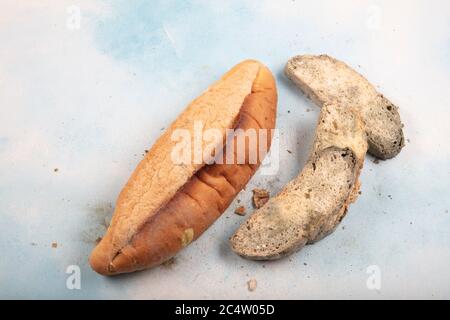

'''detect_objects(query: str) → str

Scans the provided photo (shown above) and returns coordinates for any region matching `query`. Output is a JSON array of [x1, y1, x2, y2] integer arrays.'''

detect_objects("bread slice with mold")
[[230, 104, 367, 260]]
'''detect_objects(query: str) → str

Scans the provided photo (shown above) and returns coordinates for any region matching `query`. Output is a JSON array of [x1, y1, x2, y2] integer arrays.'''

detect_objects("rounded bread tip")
[[89, 242, 113, 276]]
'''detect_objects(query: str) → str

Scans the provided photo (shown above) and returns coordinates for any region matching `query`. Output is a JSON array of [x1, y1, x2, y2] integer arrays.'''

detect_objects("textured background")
[[1, 0, 449, 299]]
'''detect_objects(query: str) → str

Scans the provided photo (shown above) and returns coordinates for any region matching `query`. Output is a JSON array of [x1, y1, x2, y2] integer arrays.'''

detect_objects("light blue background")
[[1, 0, 449, 299]]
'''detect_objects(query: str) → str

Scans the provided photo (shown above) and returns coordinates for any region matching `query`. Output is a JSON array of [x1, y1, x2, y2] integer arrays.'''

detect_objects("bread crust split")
[[89, 60, 277, 275], [230, 104, 368, 260], [285, 54, 404, 159]]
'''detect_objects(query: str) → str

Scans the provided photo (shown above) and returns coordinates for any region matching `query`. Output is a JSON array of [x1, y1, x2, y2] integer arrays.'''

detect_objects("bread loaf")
[[90, 60, 278, 275]]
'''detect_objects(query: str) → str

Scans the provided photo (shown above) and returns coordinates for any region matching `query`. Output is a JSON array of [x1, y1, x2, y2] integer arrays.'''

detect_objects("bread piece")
[[90, 60, 277, 275], [285, 54, 404, 159], [230, 104, 367, 260], [252, 188, 270, 208]]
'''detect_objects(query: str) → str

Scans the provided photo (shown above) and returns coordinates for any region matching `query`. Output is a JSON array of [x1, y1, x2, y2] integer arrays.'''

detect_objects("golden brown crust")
[[90, 61, 277, 275]]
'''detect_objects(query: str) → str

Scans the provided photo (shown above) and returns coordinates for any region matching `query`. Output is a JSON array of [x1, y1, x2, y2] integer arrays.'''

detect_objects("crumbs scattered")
[[286, 150, 292, 154], [234, 206, 246, 216], [303, 262, 307, 266], [162, 257, 176, 269], [407, 138, 410, 143], [30, 242, 37, 246], [53, 168, 59, 172], [51, 242, 58, 248], [93, 202, 114, 227], [252, 189, 270, 209], [372, 159, 380, 164], [247, 279, 257, 292], [81, 202, 114, 244], [387, 195, 392, 200], [287, 110, 291, 114]]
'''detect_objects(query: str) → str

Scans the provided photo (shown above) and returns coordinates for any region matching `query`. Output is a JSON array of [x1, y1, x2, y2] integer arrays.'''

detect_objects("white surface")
[[0, 0, 449, 299]]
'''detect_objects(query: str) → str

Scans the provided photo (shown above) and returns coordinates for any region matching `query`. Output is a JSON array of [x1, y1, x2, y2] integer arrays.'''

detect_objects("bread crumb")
[[51, 242, 58, 248], [30, 242, 37, 246], [53, 168, 59, 172], [234, 206, 246, 216], [252, 189, 270, 209], [162, 257, 176, 269], [247, 279, 257, 292]]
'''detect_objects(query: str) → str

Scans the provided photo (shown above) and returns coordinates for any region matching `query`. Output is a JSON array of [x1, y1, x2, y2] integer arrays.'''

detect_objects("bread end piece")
[[285, 54, 404, 159]]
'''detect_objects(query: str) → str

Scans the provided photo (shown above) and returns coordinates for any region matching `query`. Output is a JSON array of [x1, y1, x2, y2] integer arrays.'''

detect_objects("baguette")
[[230, 104, 367, 260], [90, 60, 278, 275], [285, 54, 404, 159]]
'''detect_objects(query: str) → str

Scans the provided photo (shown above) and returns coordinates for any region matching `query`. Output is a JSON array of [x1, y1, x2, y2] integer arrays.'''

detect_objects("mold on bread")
[[230, 104, 367, 260], [285, 54, 404, 159]]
